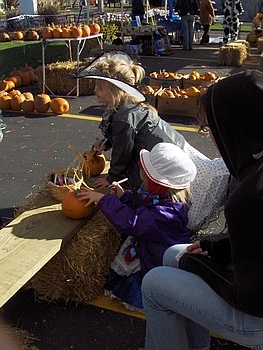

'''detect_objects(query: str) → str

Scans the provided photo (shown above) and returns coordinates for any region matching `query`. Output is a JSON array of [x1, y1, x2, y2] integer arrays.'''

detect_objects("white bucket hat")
[[140, 143, 197, 189], [70, 51, 146, 102]]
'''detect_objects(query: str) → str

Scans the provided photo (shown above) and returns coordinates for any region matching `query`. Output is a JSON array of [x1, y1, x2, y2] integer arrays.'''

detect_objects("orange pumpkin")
[[89, 23, 100, 35], [13, 31, 23, 40], [50, 97, 70, 115], [22, 99, 35, 113], [0, 95, 11, 110], [42, 26, 53, 39], [82, 24, 91, 37], [82, 151, 106, 176], [10, 69, 23, 77], [0, 32, 10, 42], [20, 71, 31, 86], [0, 80, 15, 91], [28, 30, 39, 41], [52, 26, 62, 38], [71, 25, 82, 38], [61, 189, 95, 219], [11, 93, 25, 111], [5, 75, 23, 88], [62, 26, 72, 38], [34, 93, 51, 113], [23, 65, 34, 72], [23, 92, 34, 100], [8, 89, 21, 98], [27, 70, 38, 83]]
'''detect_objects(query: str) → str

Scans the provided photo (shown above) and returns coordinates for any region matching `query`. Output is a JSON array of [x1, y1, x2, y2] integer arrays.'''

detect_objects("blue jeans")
[[181, 14, 195, 50], [142, 244, 263, 350]]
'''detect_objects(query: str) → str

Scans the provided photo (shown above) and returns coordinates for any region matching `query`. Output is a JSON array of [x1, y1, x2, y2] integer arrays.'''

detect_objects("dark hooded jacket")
[[179, 70, 263, 317]]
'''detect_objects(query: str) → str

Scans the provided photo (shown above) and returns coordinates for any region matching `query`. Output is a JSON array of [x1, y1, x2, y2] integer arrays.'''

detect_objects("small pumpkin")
[[42, 25, 53, 39], [82, 24, 91, 37], [0, 32, 11, 42], [71, 25, 82, 38], [82, 151, 106, 176], [7, 89, 21, 98], [20, 71, 31, 86], [22, 99, 35, 113], [0, 95, 11, 110], [50, 97, 70, 115], [5, 75, 23, 88], [62, 26, 72, 38], [23, 92, 34, 100], [34, 93, 51, 113], [0, 80, 15, 91], [11, 93, 25, 111], [10, 68, 23, 77], [28, 30, 39, 41], [13, 31, 23, 40], [52, 26, 62, 38], [89, 23, 100, 35], [61, 189, 95, 219]]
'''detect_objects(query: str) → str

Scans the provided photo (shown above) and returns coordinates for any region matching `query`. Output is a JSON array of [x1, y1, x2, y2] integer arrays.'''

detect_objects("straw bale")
[[37, 61, 96, 96], [258, 37, 263, 53], [0, 324, 38, 350], [26, 209, 122, 304], [219, 43, 248, 66], [234, 40, 250, 54]]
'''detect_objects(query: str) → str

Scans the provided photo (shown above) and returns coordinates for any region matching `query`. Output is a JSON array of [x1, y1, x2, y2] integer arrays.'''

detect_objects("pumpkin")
[[0, 32, 10, 42], [0, 95, 11, 110], [82, 151, 106, 176], [82, 24, 90, 37], [7, 89, 21, 98], [62, 26, 72, 38], [61, 189, 95, 219], [23, 92, 34, 100], [52, 26, 62, 38], [71, 25, 82, 38], [28, 30, 39, 41], [20, 71, 31, 86], [42, 26, 53, 39], [10, 93, 25, 111], [50, 97, 70, 115], [0, 80, 15, 91], [5, 75, 22, 88], [34, 93, 51, 113], [10, 69, 23, 77], [13, 31, 23, 40], [89, 23, 100, 35], [22, 99, 35, 113], [23, 65, 34, 72], [27, 70, 38, 83]]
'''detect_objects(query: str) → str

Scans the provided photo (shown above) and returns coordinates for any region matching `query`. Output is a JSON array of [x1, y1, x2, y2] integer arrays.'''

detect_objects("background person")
[[141, 70, 263, 350], [199, 0, 215, 44], [223, 0, 244, 43], [246, 10, 263, 45]]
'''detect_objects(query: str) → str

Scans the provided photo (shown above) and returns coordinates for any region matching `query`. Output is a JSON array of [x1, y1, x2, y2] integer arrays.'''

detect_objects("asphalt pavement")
[[0, 34, 260, 349]]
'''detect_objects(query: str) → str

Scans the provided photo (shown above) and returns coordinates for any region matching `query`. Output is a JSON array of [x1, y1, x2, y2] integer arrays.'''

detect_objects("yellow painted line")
[[61, 113, 199, 133]]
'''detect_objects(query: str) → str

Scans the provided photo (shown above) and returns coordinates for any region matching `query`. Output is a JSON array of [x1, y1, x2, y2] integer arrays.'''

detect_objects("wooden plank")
[[0, 193, 88, 307]]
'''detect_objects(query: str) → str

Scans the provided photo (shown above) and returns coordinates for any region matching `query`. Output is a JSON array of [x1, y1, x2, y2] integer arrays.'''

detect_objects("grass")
[[212, 23, 251, 32], [0, 41, 68, 77]]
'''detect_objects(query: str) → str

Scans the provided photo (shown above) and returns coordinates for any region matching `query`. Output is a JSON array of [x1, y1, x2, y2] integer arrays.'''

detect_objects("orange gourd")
[[71, 25, 82, 38], [22, 99, 35, 113], [50, 98, 70, 115], [11, 93, 25, 111], [28, 30, 39, 41], [34, 93, 51, 113], [52, 26, 62, 38], [61, 189, 95, 219], [5, 75, 23, 88], [0, 32, 10, 42], [89, 23, 100, 35], [42, 25, 53, 39], [82, 151, 106, 176], [20, 71, 31, 86]]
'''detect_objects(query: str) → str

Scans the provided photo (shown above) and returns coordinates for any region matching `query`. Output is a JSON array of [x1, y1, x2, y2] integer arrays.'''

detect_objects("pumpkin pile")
[[150, 70, 185, 80], [158, 86, 204, 99], [41, 22, 100, 39]]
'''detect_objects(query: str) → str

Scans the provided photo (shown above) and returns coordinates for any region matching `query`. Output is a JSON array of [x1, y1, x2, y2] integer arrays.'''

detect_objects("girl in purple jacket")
[[78, 142, 196, 311]]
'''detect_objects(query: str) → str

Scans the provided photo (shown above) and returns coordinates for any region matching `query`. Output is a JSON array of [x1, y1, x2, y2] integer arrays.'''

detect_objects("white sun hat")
[[140, 143, 197, 189], [70, 51, 146, 102]]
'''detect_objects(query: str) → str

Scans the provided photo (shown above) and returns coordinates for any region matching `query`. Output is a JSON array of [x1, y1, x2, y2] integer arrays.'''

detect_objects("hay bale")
[[258, 37, 263, 53], [37, 61, 96, 96], [26, 209, 122, 304], [219, 43, 248, 66], [0, 324, 38, 350]]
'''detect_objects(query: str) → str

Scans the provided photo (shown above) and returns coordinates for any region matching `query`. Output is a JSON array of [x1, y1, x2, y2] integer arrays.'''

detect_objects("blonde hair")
[[94, 57, 157, 114], [139, 168, 192, 208]]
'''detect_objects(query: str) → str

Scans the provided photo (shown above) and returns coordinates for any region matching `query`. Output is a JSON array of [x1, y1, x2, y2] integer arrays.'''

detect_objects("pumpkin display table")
[[41, 34, 103, 97]]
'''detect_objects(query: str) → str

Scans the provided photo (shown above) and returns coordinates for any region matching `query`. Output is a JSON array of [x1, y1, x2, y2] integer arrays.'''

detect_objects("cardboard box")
[[138, 86, 162, 108], [149, 76, 183, 88], [156, 95, 199, 117]]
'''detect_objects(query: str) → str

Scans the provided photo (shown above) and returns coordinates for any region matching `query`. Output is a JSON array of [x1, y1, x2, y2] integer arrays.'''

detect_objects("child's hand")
[[92, 139, 106, 154], [109, 183, 124, 198], [186, 241, 209, 256], [94, 177, 110, 189], [78, 187, 104, 206]]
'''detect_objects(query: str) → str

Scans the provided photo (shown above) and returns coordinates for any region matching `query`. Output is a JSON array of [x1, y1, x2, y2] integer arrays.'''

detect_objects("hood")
[[205, 70, 263, 180]]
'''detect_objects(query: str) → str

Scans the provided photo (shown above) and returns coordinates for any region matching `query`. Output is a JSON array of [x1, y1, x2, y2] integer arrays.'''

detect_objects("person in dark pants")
[[175, 0, 199, 50], [199, 0, 215, 44]]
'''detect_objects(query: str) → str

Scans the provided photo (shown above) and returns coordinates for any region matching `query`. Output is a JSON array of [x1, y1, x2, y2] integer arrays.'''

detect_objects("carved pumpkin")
[[11, 93, 25, 111], [28, 30, 39, 41], [13, 31, 23, 40], [50, 97, 70, 115], [89, 23, 100, 35], [34, 93, 51, 113], [0, 95, 11, 110], [22, 99, 35, 113], [82, 24, 91, 37], [61, 189, 95, 219], [82, 151, 106, 176]]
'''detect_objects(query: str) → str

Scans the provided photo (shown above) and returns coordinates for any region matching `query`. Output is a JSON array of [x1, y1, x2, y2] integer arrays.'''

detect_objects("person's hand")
[[186, 241, 209, 256], [92, 139, 107, 155], [109, 182, 124, 198], [78, 187, 104, 206], [93, 177, 110, 189]]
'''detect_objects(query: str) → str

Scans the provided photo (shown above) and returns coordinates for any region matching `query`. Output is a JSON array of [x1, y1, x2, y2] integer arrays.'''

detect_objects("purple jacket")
[[99, 190, 191, 276]]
